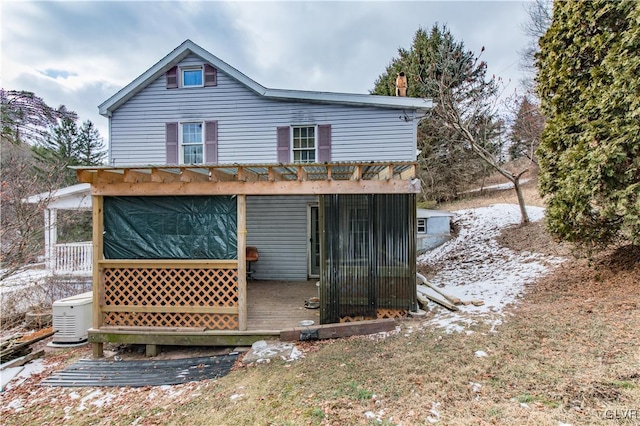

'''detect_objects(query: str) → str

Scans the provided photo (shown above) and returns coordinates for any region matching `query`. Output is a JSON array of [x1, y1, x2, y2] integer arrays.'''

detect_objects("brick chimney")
[[395, 72, 407, 97]]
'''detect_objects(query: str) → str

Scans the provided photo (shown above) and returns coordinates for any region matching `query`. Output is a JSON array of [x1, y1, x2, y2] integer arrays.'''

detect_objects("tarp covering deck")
[[103, 196, 237, 259]]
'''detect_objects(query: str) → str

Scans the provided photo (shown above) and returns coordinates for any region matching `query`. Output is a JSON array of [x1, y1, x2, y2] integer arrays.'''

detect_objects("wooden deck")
[[88, 279, 321, 354], [247, 280, 320, 330]]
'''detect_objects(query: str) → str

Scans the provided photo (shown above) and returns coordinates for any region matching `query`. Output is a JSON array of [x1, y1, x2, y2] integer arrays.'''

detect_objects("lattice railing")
[[98, 260, 239, 330], [339, 309, 408, 323]]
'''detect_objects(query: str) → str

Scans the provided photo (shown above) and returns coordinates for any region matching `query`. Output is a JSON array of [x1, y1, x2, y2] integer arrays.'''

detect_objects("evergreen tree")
[[77, 120, 106, 166], [536, 0, 640, 246], [372, 25, 504, 203], [34, 117, 81, 186], [34, 118, 105, 186], [508, 95, 544, 163]]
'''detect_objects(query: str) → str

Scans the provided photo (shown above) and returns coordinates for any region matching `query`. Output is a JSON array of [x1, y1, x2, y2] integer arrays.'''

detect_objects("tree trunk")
[[513, 177, 530, 223]]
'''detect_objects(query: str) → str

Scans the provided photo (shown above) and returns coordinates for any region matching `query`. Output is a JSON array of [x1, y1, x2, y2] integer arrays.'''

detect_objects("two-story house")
[[77, 40, 432, 356]]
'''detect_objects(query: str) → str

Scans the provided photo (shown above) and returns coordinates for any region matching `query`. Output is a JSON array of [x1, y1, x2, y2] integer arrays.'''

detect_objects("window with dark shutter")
[[166, 122, 179, 164], [166, 66, 178, 89], [204, 64, 217, 87], [277, 126, 291, 163], [205, 121, 218, 164], [317, 124, 332, 163]]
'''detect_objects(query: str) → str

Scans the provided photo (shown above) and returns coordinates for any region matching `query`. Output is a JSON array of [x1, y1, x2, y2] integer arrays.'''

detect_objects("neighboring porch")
[[75, 161, 419, 357], [25, 183, 93, 276]]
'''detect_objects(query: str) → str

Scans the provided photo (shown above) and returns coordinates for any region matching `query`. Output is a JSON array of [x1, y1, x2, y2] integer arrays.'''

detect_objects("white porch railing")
[[54, 242, 93, 275]]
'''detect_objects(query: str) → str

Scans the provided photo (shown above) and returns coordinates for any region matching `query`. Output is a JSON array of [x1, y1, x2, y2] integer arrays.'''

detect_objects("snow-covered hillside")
[[418, 204, 565, 333]]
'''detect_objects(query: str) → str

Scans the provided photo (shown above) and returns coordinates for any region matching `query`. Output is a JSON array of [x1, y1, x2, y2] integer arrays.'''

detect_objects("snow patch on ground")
[[418, 204, 565, 333], [0, 268, 51, 294], [462, 178, 531, 194], [2, 358, 46, 391]]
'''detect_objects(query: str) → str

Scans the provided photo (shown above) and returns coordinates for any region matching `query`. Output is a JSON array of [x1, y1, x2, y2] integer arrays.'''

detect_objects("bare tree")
[[423, 50, 531, 223], [0, 139, 63, 279], [0, 89, 75, 278], [519, 0, 552, 92], [372, 26, 503, 203], [1, 89, 75, 145]]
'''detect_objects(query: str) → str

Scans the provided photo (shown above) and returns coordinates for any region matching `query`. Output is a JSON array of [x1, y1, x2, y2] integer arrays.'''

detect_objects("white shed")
[[417, 209, 454, 252]]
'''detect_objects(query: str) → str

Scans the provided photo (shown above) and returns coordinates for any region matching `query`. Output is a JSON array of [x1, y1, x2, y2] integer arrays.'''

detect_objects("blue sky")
[[1, 1, 531, 140]]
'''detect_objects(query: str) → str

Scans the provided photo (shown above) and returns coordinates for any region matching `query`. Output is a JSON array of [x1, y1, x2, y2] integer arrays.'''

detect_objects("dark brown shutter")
[[317, 124, 331, 163], [277, 126, 290, 163], [166, 122, 179, 164], [166, 66, 178, 89], [204, 64, 217, 87], [205, 121, 218, 164]]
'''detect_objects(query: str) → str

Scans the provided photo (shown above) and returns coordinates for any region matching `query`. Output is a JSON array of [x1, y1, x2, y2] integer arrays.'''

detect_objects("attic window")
[[166, 64, 217, 89], [182, 67, 203, 87]]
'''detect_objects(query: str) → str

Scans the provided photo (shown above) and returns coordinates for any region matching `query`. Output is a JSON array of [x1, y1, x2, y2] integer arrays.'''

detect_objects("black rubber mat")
[[40, 353, 238, 387]]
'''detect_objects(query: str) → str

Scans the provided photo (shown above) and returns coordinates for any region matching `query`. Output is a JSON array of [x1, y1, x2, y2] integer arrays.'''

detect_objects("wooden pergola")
[[75, 161, 420, 357], [77, 162, 420, 196]]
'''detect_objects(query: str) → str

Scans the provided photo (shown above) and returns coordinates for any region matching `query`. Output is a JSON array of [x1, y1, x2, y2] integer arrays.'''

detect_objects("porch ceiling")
[[73, 161, 421, 196]]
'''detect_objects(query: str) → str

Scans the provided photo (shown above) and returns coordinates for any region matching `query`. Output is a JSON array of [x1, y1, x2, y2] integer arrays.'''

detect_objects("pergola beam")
[[349, 165, 362, 181], [268, 166, 284, 182], [400, 164, 417, 180], [236, 167, 260, 182], [373, 165, 394, 181], [296, 165, 308, 181], [123, 169, 152, 183], [89, 179, 420, 196], [180, 168, 210, 183], [75, 162, 420, 195], [209, 168, 235, 182], [97, 170, 124, 184], [151, 168, 180, 183]]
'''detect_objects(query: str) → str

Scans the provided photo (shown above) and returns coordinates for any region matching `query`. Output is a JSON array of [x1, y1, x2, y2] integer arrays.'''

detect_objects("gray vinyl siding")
[[246, 195, 317, 281], [109, 54, 418, 166]]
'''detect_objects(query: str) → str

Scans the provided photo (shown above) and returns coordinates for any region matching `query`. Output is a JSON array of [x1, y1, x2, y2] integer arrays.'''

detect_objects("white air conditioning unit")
[[51, 291, 93, 345]]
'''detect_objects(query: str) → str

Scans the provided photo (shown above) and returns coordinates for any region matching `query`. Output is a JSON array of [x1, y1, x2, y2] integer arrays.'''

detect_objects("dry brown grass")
[[438, 178, 544, 212]]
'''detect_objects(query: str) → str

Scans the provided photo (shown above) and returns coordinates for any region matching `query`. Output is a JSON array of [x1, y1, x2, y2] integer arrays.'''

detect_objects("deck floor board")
[[247, 280, 320, 330]]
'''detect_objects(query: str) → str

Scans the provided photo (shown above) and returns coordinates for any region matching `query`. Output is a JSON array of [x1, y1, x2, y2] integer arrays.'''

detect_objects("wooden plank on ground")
[[0, 329, 55, 361], [423, 282, 462, 305], [280, 318, 396, 341], [416, 293, 430, 309], [1, 350, 45, 370], [417, 285, 459, 311]]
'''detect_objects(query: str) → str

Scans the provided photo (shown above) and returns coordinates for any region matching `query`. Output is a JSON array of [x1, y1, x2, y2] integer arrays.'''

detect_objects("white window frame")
[[181, 66, 204, 88], [291, 125, 317, 164], [417, 218, 427, 234], [179, 121, 204, 164]]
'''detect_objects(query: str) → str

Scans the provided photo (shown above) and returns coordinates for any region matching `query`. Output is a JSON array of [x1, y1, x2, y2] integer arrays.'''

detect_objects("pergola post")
[[92, 195, 104, 358], [237, 194, 247, 331]]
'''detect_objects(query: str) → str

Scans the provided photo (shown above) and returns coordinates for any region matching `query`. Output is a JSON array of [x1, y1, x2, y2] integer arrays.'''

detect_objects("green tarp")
[[103, 196, 237, 259]]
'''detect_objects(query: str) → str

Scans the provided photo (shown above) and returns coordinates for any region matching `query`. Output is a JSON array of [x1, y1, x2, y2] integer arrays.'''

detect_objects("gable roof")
[[98, 39, 433, 117]]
